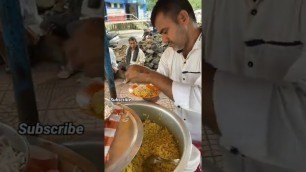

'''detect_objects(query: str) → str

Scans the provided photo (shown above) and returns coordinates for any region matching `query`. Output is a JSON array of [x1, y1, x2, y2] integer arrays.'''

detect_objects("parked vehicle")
[[106, 31, 120, 48], [142, 27, 157, 41]]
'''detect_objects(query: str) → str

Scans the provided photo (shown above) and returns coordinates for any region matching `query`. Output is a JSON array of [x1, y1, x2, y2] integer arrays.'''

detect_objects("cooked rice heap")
[[123, 120, 180, 172], [0, 136, 26, 172], [133, 85, 159, 98]]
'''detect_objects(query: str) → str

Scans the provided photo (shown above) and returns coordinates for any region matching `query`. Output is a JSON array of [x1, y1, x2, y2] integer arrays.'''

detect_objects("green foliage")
[[189, 0, 201, 10], [146, 0, 156, 11], [146, 0, 201, 11]]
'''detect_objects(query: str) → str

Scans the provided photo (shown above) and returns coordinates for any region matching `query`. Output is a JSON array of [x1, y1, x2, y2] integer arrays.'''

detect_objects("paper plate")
[[128, 84, 160, 99]]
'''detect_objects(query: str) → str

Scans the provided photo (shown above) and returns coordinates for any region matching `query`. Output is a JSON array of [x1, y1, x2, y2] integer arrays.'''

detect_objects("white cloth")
[[126, 48, 146, 65], [19, 0, 44, 35], [184, 145, 201, 172], [157, 33, 202, 142], [204, 0, 306, 171], [109, 48, 118, 69]]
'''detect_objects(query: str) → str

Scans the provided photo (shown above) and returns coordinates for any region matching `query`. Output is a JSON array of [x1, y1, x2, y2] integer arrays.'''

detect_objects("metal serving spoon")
[[143, 155, 180, 170]]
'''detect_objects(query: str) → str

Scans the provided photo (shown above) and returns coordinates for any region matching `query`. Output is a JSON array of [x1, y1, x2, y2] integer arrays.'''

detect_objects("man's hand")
[[126, 65, 174, 100], [113, 67, 119, 73], [25, 27, 40, 45], [125, 64, 159, 103], [125, 65, 152, 83]]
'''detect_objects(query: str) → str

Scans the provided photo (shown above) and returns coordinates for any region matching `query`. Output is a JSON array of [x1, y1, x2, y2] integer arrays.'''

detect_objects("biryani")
[[132, 85, 160, 98], [123, 120, 180, 172], [0, 136, 26, 172], [90, 90, 104, 119]]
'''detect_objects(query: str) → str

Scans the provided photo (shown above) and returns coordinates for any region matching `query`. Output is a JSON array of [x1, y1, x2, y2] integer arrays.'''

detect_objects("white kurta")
[[126, 48, 146, 65], [204, 0, 306, 171], [19, 0, 44, 35], [157, 33, 202, 142], [109, 48, 118, 69]]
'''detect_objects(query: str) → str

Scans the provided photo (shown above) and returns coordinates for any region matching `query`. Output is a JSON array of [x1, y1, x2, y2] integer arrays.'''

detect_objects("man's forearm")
[[147, 71, 174, 101]]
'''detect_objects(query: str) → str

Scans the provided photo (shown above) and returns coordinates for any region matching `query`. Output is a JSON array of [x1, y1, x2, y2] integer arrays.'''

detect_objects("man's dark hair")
[[150, 0, 196, 27], [128, 36, 137, 43]]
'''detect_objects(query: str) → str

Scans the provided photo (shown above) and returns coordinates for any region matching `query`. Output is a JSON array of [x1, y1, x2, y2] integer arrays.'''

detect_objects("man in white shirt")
[[126, 0, 202, 143], [125, 0, 202, 171], [204, 0, 306, 172]]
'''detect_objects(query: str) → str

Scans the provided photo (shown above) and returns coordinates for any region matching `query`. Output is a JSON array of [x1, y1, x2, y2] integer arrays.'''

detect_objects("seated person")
[[109, 47, 119, 77], [119, 36, 146, 83], [0, 0, 44, 73]]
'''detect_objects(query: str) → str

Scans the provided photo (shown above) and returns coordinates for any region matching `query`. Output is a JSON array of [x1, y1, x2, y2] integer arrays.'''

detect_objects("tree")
[[189, 0, 201, 10], [146, 0, 157, 11]]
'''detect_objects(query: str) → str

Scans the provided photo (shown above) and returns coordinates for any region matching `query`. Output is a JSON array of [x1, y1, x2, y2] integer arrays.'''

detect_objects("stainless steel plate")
[[105, 105, 143, 172]]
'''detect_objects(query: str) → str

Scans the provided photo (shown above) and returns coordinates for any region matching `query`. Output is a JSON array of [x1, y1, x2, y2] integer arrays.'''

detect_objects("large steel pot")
[[123, 101, 192, 172]]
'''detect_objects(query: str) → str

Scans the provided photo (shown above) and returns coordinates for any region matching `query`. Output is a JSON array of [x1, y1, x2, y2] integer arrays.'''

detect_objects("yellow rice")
[[123, 120, 180, 172], [133, 85, 159, 98], [90, 90, 104, 119]]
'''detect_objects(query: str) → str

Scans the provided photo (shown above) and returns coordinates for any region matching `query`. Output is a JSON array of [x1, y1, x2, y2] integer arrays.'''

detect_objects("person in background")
[[109, 47, 119, 77], [120, 36, 145, 83], [125, 36, 146, 66], [61, 18, 104, 78], [46, 0, 103, 79], [0, 0, 44, 73], [203, 0, 306, 172], [125, 0, 202, 171]]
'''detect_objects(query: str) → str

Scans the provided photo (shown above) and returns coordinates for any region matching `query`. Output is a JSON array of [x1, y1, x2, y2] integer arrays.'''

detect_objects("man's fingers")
[[124, 65, 148, 83]]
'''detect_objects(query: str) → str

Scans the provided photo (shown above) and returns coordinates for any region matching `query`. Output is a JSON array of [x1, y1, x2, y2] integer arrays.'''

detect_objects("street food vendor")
[[125, 0, 202, 171], [125, 0, 202, 144]]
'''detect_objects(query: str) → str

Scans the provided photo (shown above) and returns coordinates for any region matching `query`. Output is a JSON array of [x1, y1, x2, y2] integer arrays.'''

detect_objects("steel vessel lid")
[[104, 104, 143, 172]]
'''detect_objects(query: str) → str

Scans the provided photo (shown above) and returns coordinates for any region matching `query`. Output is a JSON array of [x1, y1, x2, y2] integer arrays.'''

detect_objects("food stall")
[[0, 0, 195, 171]]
